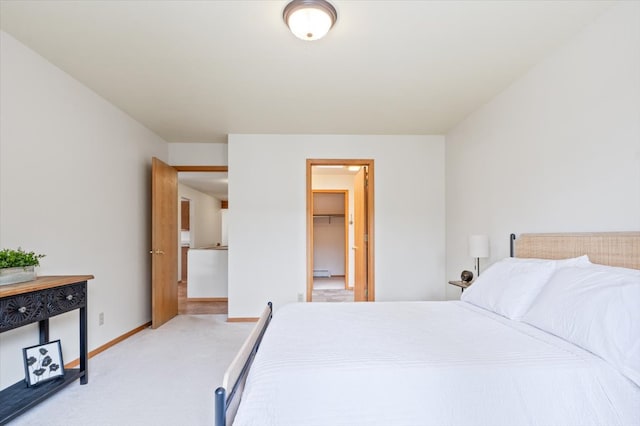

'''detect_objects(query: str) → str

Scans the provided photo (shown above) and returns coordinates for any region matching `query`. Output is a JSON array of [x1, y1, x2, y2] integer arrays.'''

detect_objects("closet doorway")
[[312, 190, 349, 299], [306, 159, 375, 302]]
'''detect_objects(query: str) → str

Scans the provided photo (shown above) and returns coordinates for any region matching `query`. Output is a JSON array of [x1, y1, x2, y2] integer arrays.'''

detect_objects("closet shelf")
[[313, 214, 345, 224]]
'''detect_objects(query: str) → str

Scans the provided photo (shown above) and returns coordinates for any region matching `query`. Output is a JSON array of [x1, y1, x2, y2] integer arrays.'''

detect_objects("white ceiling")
[[0, 1, 612, 143], [178, 172, 228, 200], [312, 165, 359, 175]]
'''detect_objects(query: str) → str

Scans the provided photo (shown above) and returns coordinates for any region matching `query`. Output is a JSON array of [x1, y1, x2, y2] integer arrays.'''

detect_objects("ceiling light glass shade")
[[283, 0, 337, 41]]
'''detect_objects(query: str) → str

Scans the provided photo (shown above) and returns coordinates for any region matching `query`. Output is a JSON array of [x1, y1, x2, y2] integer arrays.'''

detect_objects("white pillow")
[[461, 257, 555, 320], [522, 264, 640, 386], [460, 255, 591, 320], [554, 254, 592, 268]]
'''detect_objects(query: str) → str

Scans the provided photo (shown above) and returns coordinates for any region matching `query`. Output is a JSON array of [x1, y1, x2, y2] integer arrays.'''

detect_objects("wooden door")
[[353, 167, 368, 301], [151, 157, 178, 328]]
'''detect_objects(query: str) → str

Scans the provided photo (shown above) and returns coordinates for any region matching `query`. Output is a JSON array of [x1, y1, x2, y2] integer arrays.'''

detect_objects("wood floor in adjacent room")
[[178, 281, 228, 315]]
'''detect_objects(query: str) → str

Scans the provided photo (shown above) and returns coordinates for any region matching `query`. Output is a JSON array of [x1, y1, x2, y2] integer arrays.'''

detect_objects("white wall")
[[168, 142, 227, 165], [228, 134, 445, 317], [445, 2, 640, 299], [0, 32, 167, 389], [313, 216, 346, 277]]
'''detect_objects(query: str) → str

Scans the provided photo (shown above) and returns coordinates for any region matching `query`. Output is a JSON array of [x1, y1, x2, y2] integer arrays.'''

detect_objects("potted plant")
[[0, 248, 45, 286]]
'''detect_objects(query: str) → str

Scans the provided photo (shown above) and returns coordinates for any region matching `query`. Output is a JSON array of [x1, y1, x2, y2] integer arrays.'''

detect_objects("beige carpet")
[[9, 315, 253, 426], [312, 277, 354, 302], [312, 289, 354, 302]]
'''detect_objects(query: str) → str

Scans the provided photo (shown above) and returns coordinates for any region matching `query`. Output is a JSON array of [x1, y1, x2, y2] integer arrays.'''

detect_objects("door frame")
[[311, 189, 349, 289], [174, 166, 228, 173], [306, 159, 375, 302], [152, 163, 228, 328]]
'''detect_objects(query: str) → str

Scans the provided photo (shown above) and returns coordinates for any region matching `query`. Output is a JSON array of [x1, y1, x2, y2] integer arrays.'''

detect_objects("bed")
[[216, 232, 640, 426]]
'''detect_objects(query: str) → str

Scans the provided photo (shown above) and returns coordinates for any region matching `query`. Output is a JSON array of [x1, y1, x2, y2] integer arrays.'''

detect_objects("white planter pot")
[[0, 266, 36, 286]]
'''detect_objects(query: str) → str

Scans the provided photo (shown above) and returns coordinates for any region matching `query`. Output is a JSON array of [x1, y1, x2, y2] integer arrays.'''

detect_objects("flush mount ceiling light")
[[283, 0, 337, 41]]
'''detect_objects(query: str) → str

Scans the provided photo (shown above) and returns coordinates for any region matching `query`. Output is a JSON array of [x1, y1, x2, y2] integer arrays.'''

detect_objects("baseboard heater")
[[313, 269, 331, 278]]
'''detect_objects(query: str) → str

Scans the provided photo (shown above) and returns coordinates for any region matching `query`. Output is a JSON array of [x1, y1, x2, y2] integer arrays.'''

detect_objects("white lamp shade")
[[469, 235, 489, 258]]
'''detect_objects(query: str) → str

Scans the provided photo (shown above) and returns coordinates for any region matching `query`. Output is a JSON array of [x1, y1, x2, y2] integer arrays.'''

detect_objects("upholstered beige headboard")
[[513, 232, 640, 270]]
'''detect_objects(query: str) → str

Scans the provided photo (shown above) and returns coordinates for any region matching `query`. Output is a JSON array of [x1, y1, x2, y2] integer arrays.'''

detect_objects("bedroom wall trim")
[[227, 317, 259, 323], [174, 165, 229, 172], [64, 321, 152, 369], [187, 297, 229, 302]]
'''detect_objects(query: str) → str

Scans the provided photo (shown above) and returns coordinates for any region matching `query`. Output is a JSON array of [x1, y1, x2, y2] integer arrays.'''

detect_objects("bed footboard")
[[215, 302, 273, 426]]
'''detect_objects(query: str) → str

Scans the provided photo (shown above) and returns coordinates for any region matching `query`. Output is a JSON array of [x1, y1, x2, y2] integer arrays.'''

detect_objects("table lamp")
[[469, 235, 489, 276]]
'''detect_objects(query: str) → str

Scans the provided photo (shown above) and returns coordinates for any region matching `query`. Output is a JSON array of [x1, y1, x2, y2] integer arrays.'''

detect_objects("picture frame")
[[23, 340, 65, 387]]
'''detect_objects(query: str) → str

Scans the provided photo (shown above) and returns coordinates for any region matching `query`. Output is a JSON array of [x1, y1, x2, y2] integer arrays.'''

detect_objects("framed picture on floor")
[[23, 340, 65, 387]]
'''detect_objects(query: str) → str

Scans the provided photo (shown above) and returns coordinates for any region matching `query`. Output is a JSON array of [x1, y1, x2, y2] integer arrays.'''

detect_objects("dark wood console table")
[[0, 275, 94, 425]]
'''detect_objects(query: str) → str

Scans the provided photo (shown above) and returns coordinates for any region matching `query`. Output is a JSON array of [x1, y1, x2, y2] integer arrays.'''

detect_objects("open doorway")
[[306, 159, 375, 303], [312, 190, 349, 301], [177, 170, 228, 315]]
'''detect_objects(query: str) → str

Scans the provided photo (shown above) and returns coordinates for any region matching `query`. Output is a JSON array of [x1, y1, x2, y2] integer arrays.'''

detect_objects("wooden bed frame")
[[215, 231, 640, 425]]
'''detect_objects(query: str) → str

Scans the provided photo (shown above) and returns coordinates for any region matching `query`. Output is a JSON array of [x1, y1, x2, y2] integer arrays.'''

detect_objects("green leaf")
[[0, 248, 45, 268]]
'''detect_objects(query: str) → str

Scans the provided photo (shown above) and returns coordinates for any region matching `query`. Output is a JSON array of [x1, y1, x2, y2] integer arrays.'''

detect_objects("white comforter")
[[233, 301, 640, 426]]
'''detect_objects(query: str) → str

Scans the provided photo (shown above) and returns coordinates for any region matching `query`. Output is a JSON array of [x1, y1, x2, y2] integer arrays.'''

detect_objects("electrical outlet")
[[99, 312, 104, 326], [297, 293, 304, 302]]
